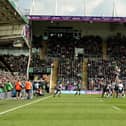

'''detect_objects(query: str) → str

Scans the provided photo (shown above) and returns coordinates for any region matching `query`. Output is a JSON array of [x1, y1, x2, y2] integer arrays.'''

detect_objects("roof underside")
[[0, 0, 29, 48], [0, 0, 28, 25]]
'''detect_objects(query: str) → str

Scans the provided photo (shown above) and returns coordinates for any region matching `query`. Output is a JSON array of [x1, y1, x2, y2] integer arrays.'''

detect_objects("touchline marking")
[[0, 95, 51, 116], [112, 105, 121, 111]]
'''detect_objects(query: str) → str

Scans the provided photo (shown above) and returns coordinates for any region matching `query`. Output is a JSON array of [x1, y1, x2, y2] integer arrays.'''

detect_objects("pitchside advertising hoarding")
[[61, 90, 102, 94], [0, 90, 102, 99], [28, 16, 126, 23]]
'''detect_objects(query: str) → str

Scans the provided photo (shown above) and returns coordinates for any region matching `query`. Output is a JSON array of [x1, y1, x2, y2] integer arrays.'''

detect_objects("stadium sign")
[[28, 16, 126, 23]]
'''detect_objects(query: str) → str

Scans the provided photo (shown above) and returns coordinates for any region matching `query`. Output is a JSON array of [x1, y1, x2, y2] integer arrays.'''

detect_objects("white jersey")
[[111, 82, 116, 89], [118, 83, 123, 90]]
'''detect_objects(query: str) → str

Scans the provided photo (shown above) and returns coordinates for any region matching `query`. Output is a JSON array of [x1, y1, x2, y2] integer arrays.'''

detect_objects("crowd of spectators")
[[77, 35, 102, 57], [30, 53, 52, 68], [1, 33, 126, 92], [47, 36, 75, 58], [87, 57, 126, 90], [0, 70, 26, 94], [0, 55, 28, 73], [45, 35, 102, 90], [47, 35, 102, 58], [58, 58, 82, 90], [107, 33, 126, 58], [0, 55, 29, 97], [46, 33, 126, 90], [86, 33, 126, 90], [88, 59, 116, 90]]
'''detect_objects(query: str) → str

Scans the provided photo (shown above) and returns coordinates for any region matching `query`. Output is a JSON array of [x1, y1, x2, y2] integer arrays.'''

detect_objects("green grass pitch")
[[0, 94, 126, 126]]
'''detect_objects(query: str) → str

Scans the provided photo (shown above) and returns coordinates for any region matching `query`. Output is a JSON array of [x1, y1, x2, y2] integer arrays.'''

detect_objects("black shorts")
[[16, 90, 21, 93], [118, 89, 123, 93], [26, 89, 31, 93]]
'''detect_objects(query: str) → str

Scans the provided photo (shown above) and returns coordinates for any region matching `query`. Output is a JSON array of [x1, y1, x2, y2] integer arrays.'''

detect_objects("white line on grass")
[[0, 95, 51, 116], [112, 105, 121, 111]]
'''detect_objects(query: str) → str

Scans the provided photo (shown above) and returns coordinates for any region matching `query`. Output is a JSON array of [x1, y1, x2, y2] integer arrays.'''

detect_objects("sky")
[[13, 0, 126, 17]]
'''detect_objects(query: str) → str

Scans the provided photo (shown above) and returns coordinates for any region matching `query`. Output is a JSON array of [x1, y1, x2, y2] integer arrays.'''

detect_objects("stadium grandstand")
[[1, 0, 126, 94], [26, 0, 126, 93], [0, 0, 31, 96], [1, 1, 126, 126]]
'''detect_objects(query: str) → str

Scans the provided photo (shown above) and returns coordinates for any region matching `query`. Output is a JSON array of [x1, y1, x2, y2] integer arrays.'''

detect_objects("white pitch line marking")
[[112, 105, 121, 111], [0, 95, 51, 116]]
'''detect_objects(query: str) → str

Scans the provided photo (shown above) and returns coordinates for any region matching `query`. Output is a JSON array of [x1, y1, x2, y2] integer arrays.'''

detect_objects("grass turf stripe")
[[0, 95, 51, 116]]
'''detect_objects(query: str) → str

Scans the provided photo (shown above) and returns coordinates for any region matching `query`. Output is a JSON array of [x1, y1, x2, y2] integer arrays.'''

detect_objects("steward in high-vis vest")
[[25, 80, 32, 99], [15, 80, 22, 100]]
